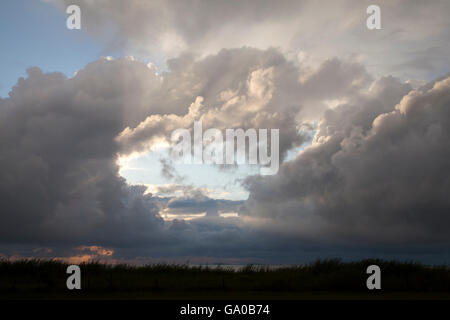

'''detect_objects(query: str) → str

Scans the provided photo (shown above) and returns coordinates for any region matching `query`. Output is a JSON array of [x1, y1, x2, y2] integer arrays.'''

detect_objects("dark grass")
[[1, 258, 450, 299]]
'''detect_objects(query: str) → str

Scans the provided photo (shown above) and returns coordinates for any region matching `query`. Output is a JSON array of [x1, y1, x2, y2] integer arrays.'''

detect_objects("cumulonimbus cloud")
[[242, 75, 450, 245], [1, 45, 450, 263]]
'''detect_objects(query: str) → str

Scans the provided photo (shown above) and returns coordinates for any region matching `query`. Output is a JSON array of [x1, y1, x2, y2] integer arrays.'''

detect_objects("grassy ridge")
[[1, 258, 450, 299]]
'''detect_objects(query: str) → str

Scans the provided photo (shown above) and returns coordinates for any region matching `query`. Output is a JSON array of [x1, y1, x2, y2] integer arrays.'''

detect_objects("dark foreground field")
[[1, 259, 450, 299]]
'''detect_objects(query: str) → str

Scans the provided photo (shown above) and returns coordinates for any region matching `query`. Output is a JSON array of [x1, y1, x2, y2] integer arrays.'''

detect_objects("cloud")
[[48, 0, 450, 79], [0, 52, 302, 262], [0, 60, 163, 246], [116, 48, 371, 162], [242, 75, 450, 246], [159, 157, 185, 183], [1, 46, 449, 263], [146, 184, 243, 219]]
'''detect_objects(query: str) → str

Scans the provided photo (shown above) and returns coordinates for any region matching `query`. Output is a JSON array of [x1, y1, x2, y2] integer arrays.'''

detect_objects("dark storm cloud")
[[147, 184, 243, 217], [0, 63, 163, 245], [166, 196, 243, 217], [1, 46, 450, 263], [242, 76, 450, 245], [0, 51, 311, 261]]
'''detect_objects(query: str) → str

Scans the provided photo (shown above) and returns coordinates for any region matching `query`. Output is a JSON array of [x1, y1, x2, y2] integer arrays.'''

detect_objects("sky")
[[1, 0, 450, 264]]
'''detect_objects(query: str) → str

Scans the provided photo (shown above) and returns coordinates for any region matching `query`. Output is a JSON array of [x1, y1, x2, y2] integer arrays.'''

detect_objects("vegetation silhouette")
[[1, 258, 450, 299]]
